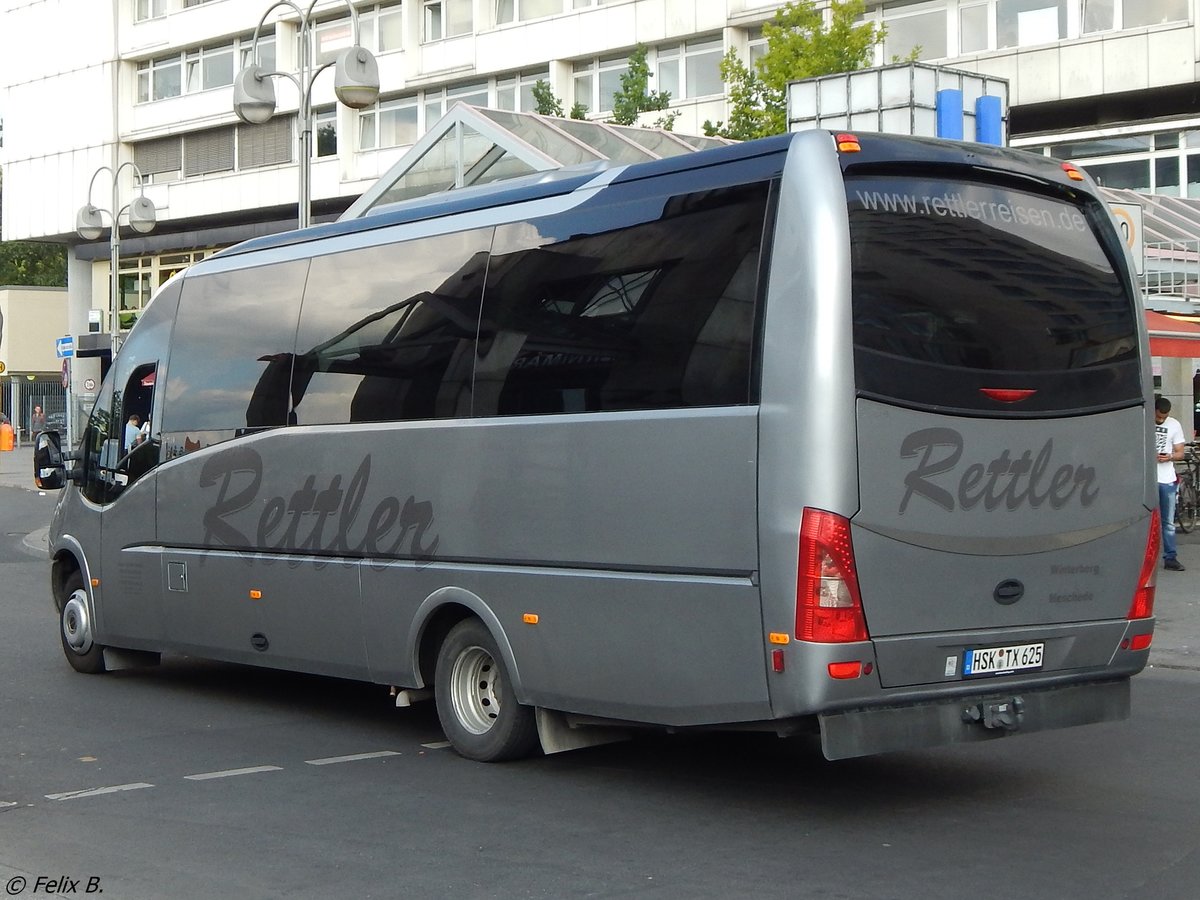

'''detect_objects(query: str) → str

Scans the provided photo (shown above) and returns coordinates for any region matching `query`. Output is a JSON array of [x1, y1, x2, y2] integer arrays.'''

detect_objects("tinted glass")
[[475, 181, 770, 416], [290, 229, 491, 425], [79, 280, 182, 504], [847, 175, 1140, 414], [161, 260, 307, 448]]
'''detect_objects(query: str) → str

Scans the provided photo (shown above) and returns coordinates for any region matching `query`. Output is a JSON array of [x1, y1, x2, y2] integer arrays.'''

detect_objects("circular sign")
[[0, 361, 6, 374], [84, 378, 97, 391]]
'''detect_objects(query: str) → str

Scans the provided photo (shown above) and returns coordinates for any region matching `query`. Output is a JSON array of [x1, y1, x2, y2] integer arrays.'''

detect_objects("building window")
[[365, 3, 404, 52], [139, 34, 271, 104], [308, 3, 404, 63], [137, 54, 182, 102], [1032, 127, 1200, 197], [884, 2, 949, 60], [237, 117, 293, 169], [133, 135, 183, 183], [115, 249, 213, 330], [360, 95, 419, 150], [241, 35, 277, 72], [656, 36, 723, 100], [747, 28, 768, 67], [130, 119, 295, 183], [315, 108, 338, 157], [185, 128, 235, 177], [997, 0, 1067, 48], [496, 0, 562, 25], [425, 81, 488, 124], [185, 44, 235, 93], [960, 2, 990, 51], [134, 0, 167, 22], [423, 0, 472, 41], [573, 53, 630, 116], [495, 68, 549, 112]]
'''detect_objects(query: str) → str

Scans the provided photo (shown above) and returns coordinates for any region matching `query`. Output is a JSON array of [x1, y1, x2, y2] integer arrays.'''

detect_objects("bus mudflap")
[[816, 678, 1130, 761]]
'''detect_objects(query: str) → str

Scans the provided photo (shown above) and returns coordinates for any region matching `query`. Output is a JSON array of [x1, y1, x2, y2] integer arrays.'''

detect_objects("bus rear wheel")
[[434, 618, 538, 762], [59, 572, 106, 675]]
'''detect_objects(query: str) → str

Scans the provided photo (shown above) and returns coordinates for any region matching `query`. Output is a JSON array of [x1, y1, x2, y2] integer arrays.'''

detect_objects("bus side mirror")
[[34, 431, 66, 490]]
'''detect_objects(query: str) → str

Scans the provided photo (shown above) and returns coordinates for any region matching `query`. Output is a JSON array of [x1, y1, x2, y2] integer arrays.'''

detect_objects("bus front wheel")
[[59, 571, 106, 675], [434, 618, 538, 762]]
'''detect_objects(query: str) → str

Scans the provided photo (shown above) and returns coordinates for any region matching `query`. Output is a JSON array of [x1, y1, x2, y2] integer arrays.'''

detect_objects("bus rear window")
[[846, 175, 1140, 415]]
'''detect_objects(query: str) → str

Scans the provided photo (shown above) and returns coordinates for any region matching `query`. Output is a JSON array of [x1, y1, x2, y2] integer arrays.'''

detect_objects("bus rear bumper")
[[817, 678, 1130, 761]]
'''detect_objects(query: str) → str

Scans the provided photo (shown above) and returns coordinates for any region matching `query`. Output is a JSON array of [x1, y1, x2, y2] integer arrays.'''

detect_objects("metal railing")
[[1143, 240, 1200, 298]]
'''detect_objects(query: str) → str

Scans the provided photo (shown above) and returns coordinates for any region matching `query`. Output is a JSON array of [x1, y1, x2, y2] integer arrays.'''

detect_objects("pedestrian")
[[124, 414, 141, 453], [1155, 396, 1187, 571], [30, 405, 47, 438]]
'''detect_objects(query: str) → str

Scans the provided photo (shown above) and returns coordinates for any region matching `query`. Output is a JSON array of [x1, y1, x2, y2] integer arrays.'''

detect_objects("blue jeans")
[[1159, 481, 1178, 562]]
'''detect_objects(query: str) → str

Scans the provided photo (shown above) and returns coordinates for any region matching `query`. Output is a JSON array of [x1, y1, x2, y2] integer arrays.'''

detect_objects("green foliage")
[[0, 241, 67, 287], [532, 80, 589, 120], [609, 44, 672, 127], [705, 0, 885, 141], [531, 80, 565, 117]]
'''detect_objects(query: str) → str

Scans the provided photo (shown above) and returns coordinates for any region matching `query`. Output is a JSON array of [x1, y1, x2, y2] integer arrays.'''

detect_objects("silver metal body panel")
[[45, 130, 1153, 752]]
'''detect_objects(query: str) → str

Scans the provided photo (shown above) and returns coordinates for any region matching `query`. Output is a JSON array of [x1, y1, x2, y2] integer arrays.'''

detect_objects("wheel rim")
[[449, 644, 501, 735], [62, 590, 93, 654]]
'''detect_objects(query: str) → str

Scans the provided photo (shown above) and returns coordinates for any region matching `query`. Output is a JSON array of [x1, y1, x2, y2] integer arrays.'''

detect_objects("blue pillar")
[[936, 89, 964, 140], [975, 95, 1003, 145]]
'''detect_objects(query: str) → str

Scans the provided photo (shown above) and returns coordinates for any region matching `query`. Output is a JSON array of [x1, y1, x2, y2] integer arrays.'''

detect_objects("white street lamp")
[[234, 0, 380, 230], [76, 162, 157, 360]]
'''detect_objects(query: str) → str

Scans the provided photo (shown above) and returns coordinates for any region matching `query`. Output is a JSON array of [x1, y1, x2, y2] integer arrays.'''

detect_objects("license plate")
[[963, 642, 1044, 677]]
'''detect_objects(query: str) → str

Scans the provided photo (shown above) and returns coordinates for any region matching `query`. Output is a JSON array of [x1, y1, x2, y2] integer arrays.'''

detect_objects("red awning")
[[1146, 310, 1200, 358]]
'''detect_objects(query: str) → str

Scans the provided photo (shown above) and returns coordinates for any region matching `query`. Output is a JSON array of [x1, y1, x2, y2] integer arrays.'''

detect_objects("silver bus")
[[36, 129, 1158, 762]]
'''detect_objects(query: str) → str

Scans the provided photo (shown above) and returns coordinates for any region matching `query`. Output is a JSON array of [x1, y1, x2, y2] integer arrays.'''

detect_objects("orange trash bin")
[[0, 422, 13, 452]]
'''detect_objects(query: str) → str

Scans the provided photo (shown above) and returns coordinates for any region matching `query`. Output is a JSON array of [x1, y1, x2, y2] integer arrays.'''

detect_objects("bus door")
[[88, 280, 181, 650]]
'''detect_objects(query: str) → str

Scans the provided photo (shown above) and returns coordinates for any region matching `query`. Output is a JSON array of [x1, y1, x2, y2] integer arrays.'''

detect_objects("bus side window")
[[288, 229, 491, 426], [161, 261, 307, 444], [119, 363, 158, 486], [475, 181, 770, 416]]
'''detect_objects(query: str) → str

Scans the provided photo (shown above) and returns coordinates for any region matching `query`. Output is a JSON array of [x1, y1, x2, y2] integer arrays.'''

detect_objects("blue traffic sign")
[[55, 336, 74, 359]]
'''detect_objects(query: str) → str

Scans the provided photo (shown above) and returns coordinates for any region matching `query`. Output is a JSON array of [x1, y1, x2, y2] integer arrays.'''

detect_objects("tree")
[[609, 44, 676, 129], [0, 241, 67, 287], [705, 0, 886, 141], [0, 173, 67, 287], [531, 80, 588, 120]]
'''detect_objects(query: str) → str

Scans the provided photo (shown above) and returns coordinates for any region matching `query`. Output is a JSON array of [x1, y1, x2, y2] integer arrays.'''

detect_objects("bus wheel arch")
[[411, 588, 526, 697], [433, 616, 539, 762], [58, 568, 106, 675]]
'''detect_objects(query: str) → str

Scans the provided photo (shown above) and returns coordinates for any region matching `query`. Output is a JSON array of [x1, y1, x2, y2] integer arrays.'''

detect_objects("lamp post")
[[234, 0, 380, 230], [76, 162, 157, 360]]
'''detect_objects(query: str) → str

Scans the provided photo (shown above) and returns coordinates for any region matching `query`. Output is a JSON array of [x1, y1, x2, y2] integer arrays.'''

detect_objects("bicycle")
[[1175, 444, 1200, 534]]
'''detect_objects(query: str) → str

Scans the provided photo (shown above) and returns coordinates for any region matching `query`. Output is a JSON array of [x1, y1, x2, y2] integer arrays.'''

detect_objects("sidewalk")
[[0, 444, 35, 493], [1, 441, 1196, 669]]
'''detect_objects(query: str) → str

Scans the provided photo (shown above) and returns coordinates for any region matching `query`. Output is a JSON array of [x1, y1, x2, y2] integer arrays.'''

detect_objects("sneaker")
[[1165, 558, 1186, 571]]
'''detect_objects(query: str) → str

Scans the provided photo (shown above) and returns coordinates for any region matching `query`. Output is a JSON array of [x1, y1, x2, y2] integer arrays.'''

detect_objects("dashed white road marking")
[[184, 765, 283, 781], [421, 741, 452, 750], [46, 783, 155, 801], [305, 751, 401, 766], [1, 801, 18, 809]]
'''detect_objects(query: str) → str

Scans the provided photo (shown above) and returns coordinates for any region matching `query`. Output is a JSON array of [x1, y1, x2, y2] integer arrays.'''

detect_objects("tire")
[[434, 618, 539, 762], [1178, 481, 1198, 534], [59, 571, 106, 675]]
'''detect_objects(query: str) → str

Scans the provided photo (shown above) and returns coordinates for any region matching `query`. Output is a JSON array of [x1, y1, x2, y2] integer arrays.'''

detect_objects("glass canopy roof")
[[341, 104, 731, 220]]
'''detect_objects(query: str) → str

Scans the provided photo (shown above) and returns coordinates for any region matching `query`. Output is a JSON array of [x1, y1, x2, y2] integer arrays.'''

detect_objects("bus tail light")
[[1128, 510, 1160, 620], [835, 133, 862, 153], [796, 508, 868, 643]]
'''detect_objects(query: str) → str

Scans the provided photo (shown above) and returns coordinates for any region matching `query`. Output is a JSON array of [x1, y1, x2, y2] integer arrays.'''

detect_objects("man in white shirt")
[[1155, 397, 1188, 571]]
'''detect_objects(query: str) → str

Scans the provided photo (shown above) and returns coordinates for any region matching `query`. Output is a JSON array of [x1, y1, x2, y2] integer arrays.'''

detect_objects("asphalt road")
[[1, 475, 1199, 899]]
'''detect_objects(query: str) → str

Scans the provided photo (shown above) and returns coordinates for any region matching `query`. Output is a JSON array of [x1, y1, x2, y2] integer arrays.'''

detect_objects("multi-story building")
[[1, 0, 1198, 403]]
